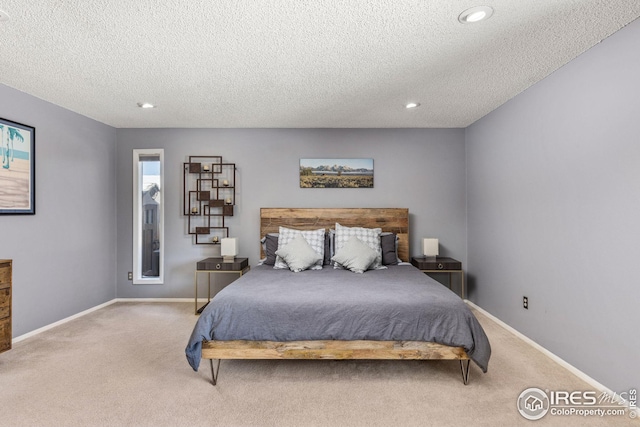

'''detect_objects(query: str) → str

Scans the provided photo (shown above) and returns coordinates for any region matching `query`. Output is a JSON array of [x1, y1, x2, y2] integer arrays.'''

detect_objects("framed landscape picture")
[[0, 118, 35, 215], [300, 158, 374, 188]]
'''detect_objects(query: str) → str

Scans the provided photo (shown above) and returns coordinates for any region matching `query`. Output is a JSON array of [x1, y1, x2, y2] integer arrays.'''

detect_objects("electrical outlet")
[[127, 272, 133, 280], [523, 296, 529, 309]]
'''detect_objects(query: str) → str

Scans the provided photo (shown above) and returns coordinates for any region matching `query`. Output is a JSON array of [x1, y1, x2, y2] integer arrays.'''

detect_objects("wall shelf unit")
[[183, 155, 236, 245]]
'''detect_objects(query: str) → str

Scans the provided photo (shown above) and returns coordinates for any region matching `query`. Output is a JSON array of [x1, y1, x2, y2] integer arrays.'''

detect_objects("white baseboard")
[[114, 298, 205, 303], [465, 299, 621, 401], [12, 299, 119, 343], [12, 298, 204, 344]]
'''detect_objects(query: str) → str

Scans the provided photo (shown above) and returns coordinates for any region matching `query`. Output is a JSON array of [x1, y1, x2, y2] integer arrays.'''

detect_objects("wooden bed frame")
[[200, 208, 471, 385]]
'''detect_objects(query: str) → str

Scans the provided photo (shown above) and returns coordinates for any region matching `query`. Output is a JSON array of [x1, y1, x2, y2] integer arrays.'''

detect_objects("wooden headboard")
[[260, 208, 409, 262]]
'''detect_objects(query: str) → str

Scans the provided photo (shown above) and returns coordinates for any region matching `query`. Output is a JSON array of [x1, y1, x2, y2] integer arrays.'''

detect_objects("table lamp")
[[423, 238, 439, 261], [221, 238, 238, 263]]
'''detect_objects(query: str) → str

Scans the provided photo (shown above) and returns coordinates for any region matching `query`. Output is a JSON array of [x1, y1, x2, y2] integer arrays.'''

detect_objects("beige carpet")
[[0, 302, 637, 427]]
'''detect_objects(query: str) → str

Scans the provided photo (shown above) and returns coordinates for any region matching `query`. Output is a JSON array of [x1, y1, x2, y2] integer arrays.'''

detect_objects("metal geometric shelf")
[[183, 155, 236, 245]]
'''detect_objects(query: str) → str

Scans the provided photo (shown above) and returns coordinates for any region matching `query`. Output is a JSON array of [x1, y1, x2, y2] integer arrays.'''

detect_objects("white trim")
[[114, 298, 209, 303], [132, 148, 165, 285], [464, 300, 624, 403], [11, 298, 205, 344], [12, 299, 118, 343]]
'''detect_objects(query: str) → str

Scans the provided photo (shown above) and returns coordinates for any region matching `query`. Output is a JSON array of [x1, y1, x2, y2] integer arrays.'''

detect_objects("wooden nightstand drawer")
[[0, 286, 10, 319], [411, 257, 461, 271], [0, 259, 12, 354], [0, 318, 10, 352], [0, 262, 11, 286], [197, 257, 249, 271]]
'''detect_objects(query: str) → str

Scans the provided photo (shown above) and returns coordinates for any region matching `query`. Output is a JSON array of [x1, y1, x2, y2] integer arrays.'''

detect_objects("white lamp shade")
[[221, 238, 238, 257], [422, 238, 439, 257]]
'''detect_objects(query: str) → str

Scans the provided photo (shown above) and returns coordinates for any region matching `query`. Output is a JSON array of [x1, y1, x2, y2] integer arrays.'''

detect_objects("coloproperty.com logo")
[[517, 387, 637, 420]]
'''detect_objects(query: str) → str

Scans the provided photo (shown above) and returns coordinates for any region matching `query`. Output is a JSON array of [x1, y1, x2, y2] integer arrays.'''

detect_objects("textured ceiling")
[[1, 1, 639, 128]]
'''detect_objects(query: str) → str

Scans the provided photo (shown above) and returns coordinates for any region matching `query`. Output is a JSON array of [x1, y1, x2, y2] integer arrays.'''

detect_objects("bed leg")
[[459, 360, 470, 385], [209, 359, 221, 386]]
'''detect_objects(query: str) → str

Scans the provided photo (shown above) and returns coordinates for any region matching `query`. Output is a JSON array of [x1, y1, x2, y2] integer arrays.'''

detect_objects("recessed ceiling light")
[[0, 10, 10, 21], [458, 6, 494, 24], [405, 102, 420, 109], [137, 102, 156, 109]]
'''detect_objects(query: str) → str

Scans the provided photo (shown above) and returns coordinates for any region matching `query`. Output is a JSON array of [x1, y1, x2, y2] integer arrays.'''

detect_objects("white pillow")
[[331, 235, 378, 273], [333, 222, 383, 269], [274, 226, 325, 270], [275, 234, 323, 272]]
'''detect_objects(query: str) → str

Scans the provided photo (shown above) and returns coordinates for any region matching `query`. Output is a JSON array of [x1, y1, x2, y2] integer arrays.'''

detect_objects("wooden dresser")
[[0, 259, 12, 354]]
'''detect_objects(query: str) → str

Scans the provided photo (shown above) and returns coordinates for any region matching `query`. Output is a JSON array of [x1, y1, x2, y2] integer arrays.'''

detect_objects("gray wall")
[[0, 84, 117, 336], [466, 18, 640, 393], [115, 128, 467, 298]]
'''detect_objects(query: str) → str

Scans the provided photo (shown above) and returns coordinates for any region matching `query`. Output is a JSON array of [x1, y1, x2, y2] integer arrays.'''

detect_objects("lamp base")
[[423, 255, 438, 262], [222, 255, 236, 263]]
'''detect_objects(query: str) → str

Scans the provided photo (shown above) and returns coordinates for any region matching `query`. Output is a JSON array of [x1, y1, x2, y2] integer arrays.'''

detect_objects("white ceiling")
[[1, 1, 639, 129]]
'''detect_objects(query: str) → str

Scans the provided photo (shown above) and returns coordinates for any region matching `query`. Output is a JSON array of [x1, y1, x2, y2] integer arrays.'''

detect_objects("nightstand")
[[194, 257, 249, 314], [411, 256, 465, 299], [0, 260, 11, 354]]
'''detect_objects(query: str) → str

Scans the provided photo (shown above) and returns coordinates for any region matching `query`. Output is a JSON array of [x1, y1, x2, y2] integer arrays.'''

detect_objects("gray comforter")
[[185, 264, 491, 372]]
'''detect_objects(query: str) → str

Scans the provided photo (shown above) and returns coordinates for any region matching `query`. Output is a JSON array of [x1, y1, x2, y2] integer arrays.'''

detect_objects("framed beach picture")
[[0, 118, 35, 215], [300, 158, 374, 188]]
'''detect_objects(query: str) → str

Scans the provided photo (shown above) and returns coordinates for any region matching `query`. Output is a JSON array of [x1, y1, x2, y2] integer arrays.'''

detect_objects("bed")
[[185, 208, 491, 385]]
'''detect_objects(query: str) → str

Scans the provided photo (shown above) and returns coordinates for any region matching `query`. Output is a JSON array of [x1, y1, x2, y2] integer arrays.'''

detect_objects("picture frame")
[[0, 118, 36, 215], [300, 158, 374, 188]]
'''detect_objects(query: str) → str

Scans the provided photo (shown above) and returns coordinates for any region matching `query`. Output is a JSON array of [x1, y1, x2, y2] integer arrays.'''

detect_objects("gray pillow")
[[274, 227, 325, 270], [334, 223, 383, 269], [323, 232, 332, 265], [274, 234, 323, 272], [265, 232, 332, 265], [380, 233, 399, 265], [261, 234, 279, 265], [331, 235, 378, 274]]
